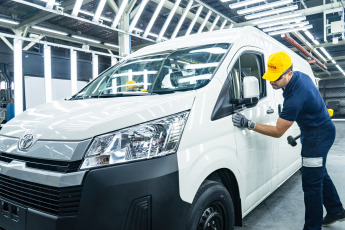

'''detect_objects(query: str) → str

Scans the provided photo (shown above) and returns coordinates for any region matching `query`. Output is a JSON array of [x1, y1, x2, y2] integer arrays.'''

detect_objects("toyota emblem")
[[18, 134, 34, 151]]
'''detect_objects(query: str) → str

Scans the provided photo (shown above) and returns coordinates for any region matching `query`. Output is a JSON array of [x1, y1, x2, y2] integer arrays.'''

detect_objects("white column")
[[92, 52, 99, 79], [44, 44, 52, 102], [71, 49, 78, 94], [111, 57, 118, 66], [13, 38, 23, 116]]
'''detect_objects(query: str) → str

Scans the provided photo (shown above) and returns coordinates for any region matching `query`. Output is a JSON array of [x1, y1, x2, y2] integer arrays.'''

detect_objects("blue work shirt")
[[279, 71, 330, 130]]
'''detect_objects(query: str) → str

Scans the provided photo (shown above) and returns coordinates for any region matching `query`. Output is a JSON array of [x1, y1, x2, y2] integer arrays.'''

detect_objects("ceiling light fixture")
[[129, 0, 149, 33], [79, 10, 112, 22], [32, 26, 68, 36], [229, 0, 265, 9], [319, 47, 332, 60], [111, 0, 128, 28], [245, 5, 298, 20], [335, 65, 345, 74], [268, 24, 313, 36], [71, 0, 83, 16], [104, 43, 119, 48], [257, 16, 306, 28], [72, 35, 101, 44], [254, 13, 302, 25], [238, 0, 292, 15], [331, 60, 336, 64], [263, 21, 309, 32], [304, 30, 320, 45], [0, 18, 19, 25]]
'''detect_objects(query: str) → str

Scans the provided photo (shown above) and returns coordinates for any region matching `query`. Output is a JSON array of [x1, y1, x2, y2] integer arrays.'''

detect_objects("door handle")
[[267, 108, 274, 114]]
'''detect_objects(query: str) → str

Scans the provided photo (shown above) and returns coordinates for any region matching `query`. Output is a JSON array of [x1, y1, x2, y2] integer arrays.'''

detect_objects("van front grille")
[[0, 152, 82, 173], [0, 174, 82, 216]]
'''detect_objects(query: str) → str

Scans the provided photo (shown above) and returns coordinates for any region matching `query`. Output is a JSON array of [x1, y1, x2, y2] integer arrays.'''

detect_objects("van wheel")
[[188, 180, 235, 230]]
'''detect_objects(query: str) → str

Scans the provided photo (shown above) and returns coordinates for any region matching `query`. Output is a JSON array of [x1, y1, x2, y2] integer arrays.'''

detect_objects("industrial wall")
[[319, 78, 345, 119]]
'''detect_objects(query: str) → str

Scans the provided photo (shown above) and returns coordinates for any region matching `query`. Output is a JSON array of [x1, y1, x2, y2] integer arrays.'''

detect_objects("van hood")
[[0, 92, 196, 141]]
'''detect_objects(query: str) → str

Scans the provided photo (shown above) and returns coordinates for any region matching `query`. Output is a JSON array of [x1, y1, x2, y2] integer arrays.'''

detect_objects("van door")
[[229, 49, 277, 213]]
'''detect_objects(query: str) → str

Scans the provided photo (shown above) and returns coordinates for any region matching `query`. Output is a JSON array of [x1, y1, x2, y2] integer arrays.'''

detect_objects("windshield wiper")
[[98, 93, 147, 98], [150, 90, 175, 94]]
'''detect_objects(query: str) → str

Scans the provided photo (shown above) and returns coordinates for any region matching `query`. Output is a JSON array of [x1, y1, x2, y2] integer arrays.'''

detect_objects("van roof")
[[131, 26, 256, 57]]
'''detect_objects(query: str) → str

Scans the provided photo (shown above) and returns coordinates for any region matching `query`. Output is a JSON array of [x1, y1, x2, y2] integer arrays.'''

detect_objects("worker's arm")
[[254, 117, 294, 138], [232, 113, 294, 138]]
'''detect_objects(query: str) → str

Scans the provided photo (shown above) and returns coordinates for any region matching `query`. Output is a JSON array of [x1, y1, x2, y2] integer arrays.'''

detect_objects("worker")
[[125, 80, 139, 92], [232, 51, 345, 230]]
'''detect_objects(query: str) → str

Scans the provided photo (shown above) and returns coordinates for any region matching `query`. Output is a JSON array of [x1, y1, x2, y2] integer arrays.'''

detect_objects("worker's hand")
[[232, 112, 249, 128]]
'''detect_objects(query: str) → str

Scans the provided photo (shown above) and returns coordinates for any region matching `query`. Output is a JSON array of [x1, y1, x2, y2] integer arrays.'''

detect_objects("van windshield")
[[72, 43, 230, 99]]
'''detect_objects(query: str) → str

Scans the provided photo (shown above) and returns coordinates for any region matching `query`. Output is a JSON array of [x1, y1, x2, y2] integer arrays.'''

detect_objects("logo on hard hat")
[[18, 133, 34, 151]]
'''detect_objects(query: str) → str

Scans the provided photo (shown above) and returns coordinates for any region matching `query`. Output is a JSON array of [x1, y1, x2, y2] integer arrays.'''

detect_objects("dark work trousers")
[[300, 120, 343, 230]]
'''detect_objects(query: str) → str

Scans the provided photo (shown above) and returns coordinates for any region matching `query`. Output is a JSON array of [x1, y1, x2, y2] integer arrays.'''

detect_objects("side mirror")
[[231, 76, 260, 108]]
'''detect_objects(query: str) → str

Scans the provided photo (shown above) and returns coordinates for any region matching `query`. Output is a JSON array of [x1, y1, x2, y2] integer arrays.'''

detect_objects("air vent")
[[0, 174, 82, 216]]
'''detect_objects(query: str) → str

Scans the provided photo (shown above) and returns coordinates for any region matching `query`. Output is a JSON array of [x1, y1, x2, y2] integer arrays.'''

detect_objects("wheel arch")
[[205, 169, 242, 227]]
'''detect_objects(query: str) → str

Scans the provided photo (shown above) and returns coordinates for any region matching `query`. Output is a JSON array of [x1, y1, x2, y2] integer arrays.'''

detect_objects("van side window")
[[234, 53, 266, 99]]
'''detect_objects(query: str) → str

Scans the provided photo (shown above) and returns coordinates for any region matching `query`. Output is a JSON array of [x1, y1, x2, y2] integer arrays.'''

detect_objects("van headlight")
[[80, 111, 189, 169]]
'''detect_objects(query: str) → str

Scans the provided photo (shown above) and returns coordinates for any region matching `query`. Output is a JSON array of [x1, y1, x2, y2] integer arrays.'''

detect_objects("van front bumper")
[[0, 154, 191, 230]]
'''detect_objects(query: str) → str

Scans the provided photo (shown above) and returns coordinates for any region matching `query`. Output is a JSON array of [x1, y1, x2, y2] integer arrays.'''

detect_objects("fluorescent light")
[[331, 60, 336, 64], [198, 10, 212, 34], [111, 0, 128, 27], [304, 30, 320, 45], [93, 0, 107, 22], [0, 18, 19, 25], [79, 9, 112, 22], [171, 0, 193, 39], [229, 0, 265, 9], [245, 5, 298, 20], [186, 5, 203, 36], [335, 65, 344, 73], [129, 0, 149, 32], [72, 35, 101, 44], [238, 0, 292, 15], [258, 16, 306, 28], [32, 26, 68, 36], [71, 0, 83, 16], [220, 20, 228, 30], [221, 0, 234, 2], [104, 43, 119, 48], [209, 15, 220, 32], [158, 0, 181, 40], [268, 25, 313, 36], [319, 47, 332, 60], [254, 13, 302, 25], [143, 0, 165, 38], [38, 0, 60, 5], [133, 27, 144, 33], [263, 21, 309, 32]]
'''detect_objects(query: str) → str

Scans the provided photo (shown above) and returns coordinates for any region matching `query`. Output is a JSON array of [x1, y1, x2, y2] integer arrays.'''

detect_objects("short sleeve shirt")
[[279, 71, 330, 130]]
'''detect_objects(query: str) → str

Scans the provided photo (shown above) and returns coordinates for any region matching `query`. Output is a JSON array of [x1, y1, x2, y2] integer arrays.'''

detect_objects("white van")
[[0, 26, 312, 230]]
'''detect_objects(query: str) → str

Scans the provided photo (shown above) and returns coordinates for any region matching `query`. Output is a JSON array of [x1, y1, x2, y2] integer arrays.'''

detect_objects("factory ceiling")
[[0, 0, 344, 79]]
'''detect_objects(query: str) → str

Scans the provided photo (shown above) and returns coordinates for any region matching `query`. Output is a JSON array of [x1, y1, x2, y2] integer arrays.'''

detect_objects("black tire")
[[187, 180, 235, 230]]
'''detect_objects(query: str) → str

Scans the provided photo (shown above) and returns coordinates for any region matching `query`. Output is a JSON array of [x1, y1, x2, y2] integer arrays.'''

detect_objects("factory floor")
[[235, 120, 345, 230]]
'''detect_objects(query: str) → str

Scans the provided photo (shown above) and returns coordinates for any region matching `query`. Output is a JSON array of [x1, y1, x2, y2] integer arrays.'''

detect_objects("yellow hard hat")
[[328, 109, 334, 117], [126, 80, 139, 89], [262, 51, 292, 81], [140, 89, 147, 92]]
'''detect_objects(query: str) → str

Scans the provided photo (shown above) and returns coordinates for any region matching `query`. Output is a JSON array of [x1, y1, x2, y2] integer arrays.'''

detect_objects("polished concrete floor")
[[235, 120, 345, 230]]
